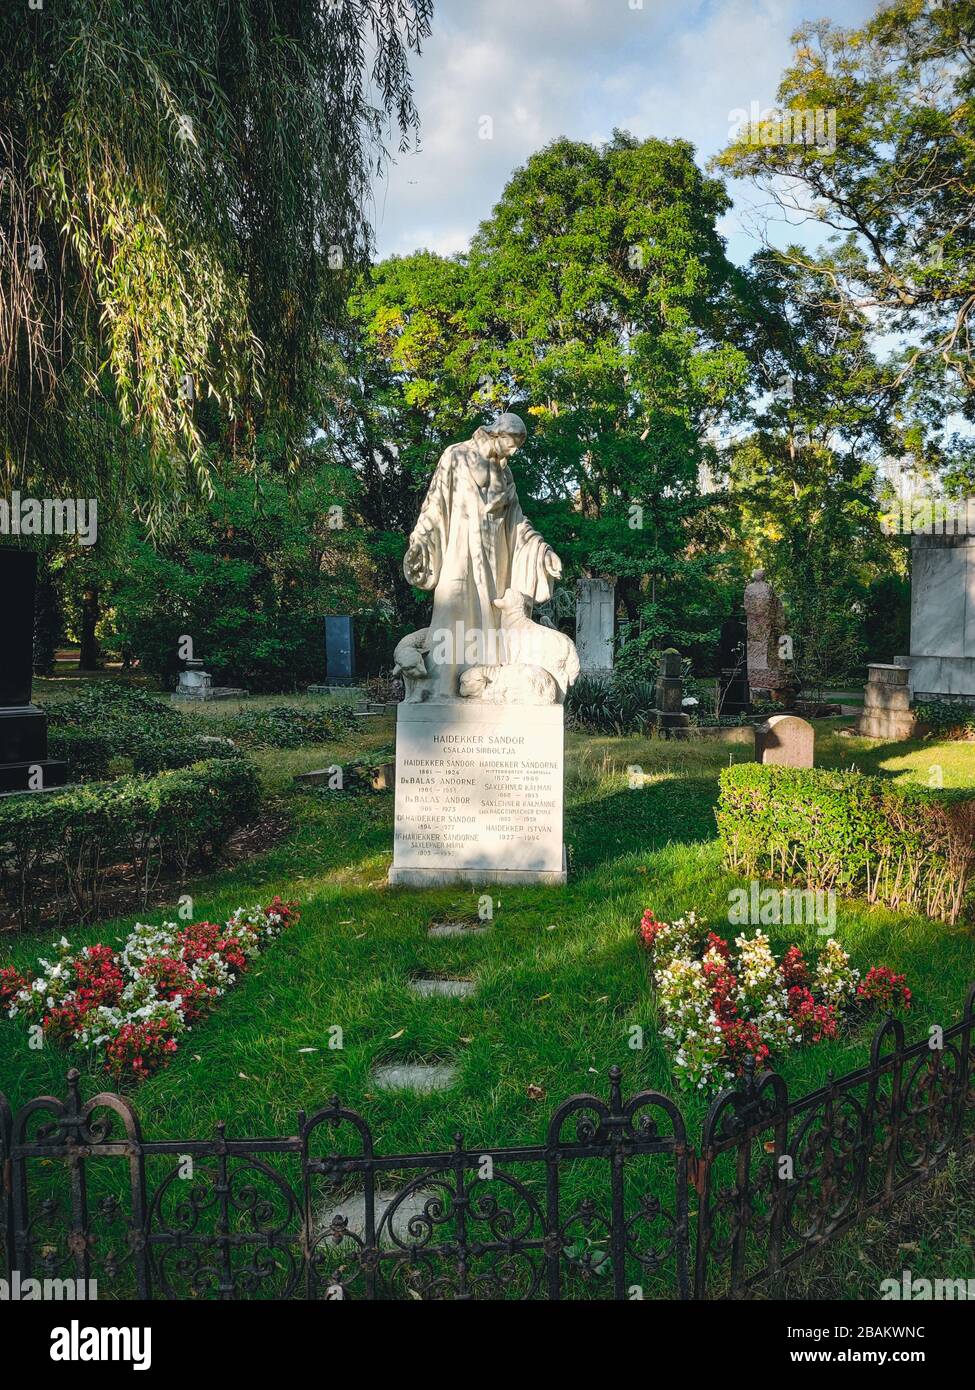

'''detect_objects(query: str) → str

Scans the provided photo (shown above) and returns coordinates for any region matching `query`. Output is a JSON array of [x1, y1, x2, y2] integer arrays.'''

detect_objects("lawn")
[[1, 706, 973, 1297]]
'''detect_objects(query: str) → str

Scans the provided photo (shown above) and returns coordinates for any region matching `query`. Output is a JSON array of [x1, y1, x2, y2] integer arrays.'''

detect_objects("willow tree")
[[0, 0, 432, 517]]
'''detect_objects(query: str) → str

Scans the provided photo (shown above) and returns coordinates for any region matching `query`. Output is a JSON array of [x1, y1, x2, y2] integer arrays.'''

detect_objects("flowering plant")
[[856, 965, 912, 1012], [1, 897, 299, 1082], [640, 909, 909, 1092]]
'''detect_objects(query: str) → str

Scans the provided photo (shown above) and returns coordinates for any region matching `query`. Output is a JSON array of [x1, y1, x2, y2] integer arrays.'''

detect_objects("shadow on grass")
[[567, 776, 721, 871]]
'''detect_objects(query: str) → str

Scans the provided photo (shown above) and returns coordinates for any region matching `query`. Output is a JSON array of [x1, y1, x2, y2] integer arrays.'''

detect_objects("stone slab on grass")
[[371, 1062, 458, 1093], [408, 977, 475, 999], [316, 1188, 441, 1246], [428, 921, 490, 938]]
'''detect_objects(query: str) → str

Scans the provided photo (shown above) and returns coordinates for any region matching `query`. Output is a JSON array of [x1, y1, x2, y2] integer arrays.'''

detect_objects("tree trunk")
[[79, 585, 100, 670]]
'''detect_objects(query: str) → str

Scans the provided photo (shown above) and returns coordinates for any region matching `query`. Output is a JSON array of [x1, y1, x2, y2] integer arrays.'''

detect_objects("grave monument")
[[389, 414, 579, 886], [0, 550, 68, 794], [575, 577, 615, 675], [897, 533, 975, 700], [743, 568, 799, 705]]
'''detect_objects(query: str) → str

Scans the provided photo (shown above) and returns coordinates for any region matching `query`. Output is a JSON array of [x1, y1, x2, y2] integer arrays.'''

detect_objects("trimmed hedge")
[[44, 681, 240, 781], [0, 758, 260, 929], [716, 763, 975, 924]]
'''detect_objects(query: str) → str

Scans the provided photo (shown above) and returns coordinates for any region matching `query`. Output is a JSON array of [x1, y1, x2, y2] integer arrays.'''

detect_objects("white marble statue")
[[459, 662, 559, 705], [392, 628, 431, 702], [400, 413, 577, 702], [493, 588, 581, 699]]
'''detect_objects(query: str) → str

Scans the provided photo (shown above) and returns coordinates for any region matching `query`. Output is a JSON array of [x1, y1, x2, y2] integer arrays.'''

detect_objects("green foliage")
[[914, 700, 975, 741], [0, 758, 260, 929], [109, 468, 360, 689], [204, 705, 357, 750], [565, 673, 657, 736], [43, 680, 234, 778], [343, 133, 751, 641], [862, 574, 911, 666], [716, 764, 975, 924], [2, 0, 431, 509], [715, 0, 975, 421]]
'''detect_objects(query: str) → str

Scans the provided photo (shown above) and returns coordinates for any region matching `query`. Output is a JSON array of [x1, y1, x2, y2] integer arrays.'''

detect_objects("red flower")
[[639, 909, 666, 949], [138, 956, 217, 1025], [719, 1017, 770, 1074], [857, 966, 911, 1012], [780, 945, 809, 989], [0, 967, 27, 1012], [104, 1017, 180, 1081], [266, 896, 300, 928], [788, 986, 839, 1043], [703, 954, 739, 1023]]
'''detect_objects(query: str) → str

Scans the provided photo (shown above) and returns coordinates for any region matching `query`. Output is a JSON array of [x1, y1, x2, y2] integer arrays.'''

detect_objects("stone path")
[[316, 1187, 440, 1245], [368, 920, 486, 1095]]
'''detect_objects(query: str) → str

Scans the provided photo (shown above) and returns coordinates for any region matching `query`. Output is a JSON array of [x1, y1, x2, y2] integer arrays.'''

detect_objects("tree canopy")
[[1, 0, 432, 516]]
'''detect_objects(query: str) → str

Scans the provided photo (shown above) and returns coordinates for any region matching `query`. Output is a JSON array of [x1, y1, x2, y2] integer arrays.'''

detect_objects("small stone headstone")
[[754, 714, 815, 768]]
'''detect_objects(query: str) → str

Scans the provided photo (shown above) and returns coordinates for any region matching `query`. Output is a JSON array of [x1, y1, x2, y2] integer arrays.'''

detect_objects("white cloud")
[[371, 0, 878, 265]]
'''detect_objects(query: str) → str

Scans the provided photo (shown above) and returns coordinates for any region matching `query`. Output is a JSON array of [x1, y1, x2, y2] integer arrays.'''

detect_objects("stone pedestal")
[[649, 649, 690, 737], [575, 578, 615, 675], [755, 714, 815, 767], [857, 663, 916, 740], [173, 659, 247, 702], [389, 701, 565, 886], [0, 550, 67, 795]]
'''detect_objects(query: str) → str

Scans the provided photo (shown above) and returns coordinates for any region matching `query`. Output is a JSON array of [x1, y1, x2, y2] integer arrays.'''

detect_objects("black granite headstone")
[[0, 549, 68, 793], [717, 613, 751, 716], [324, 615, 356, 685], [1, 549, 36, 705]]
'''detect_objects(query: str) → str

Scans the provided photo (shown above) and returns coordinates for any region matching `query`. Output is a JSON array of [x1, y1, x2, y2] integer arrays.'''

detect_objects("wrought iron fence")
[[2, 983, 973, 1301]]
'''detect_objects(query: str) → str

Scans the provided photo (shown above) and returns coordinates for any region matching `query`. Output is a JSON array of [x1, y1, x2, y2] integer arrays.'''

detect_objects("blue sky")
[[371, 0, 878, 265]]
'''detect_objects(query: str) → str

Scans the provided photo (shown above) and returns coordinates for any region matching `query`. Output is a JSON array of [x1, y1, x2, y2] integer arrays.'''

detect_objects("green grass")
[[1, 710, 972, 1298]]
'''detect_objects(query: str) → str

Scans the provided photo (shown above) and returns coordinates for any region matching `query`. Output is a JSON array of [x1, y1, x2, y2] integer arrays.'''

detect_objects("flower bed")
[[639, 908, 910, 1092], [0, 898, 299, 1081]]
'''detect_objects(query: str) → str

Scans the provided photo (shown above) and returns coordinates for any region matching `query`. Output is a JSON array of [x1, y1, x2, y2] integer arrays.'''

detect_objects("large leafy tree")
[[715, 0, 975, 420], [723, 253, 908, 684], [344, 134, 752, 653], [1, 0, 432, 516], [466, 134, 751, 656]]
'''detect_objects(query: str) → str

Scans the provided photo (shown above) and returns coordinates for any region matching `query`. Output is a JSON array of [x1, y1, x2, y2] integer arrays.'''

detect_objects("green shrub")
[[0, 758, 260, 929], [565, 661, 711, 734], [44, 681, 240, 779], [914, 699, 975, 741], [565, 673, 657, 734], [206, 704, 357, 749], [48, 723, 238, 779], [716, 763, 975, 924]]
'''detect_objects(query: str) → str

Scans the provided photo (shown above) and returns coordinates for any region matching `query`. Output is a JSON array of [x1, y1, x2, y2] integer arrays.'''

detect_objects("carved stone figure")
[[492, 588, 580, 700], [398, 414, 578, 701], [743, 568, 796, 701], [459, 662, 559, 705], [392, 628, 431, 703]]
